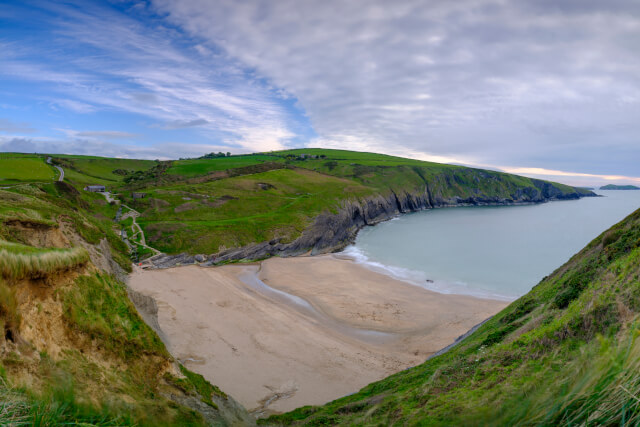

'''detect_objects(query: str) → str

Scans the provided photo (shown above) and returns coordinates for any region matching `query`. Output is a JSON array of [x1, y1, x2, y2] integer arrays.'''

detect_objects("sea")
[[344, 190, 640, 301]]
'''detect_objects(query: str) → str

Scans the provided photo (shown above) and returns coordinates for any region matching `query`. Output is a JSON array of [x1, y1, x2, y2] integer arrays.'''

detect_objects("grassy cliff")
[[265, 206, 640, 425], [0, 183, 251, 426], [40, 149, 593, 256]]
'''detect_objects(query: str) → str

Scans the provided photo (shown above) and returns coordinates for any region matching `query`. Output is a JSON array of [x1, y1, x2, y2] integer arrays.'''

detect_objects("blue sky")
[[1, 0, 639, 186]]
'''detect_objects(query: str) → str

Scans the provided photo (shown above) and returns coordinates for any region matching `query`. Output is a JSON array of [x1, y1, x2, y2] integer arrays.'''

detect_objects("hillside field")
[[0, 154, 55, 184]]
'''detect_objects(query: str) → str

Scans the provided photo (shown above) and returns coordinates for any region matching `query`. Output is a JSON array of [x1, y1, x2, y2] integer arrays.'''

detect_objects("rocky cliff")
[[144, 178, 595, 268]]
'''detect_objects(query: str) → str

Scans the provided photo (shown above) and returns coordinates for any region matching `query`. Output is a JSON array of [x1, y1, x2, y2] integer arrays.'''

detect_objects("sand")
[[128, 255, 507, 416]]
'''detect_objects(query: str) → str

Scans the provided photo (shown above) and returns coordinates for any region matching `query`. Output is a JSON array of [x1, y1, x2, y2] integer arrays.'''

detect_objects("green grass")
[[0, 241, 89, 280], [275, 148, 450, 165], [53, 155, 156, 183], [134, 167, 374, 253], [0, 180, 243, 425], [130, 150, 587, 254], [164, 365, 228, 409], [0, 156, 55, 184], [167, 154, 280, 176], [265, 207, 640, 425], [0, 382, 132, 426], [62, 273, 167, 359], [1, 149, 592, 259], [0, 183, 131, 273]]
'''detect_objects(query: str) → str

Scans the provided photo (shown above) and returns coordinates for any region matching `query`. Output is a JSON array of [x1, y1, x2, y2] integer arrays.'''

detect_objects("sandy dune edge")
[[127, 255, 507, 416]]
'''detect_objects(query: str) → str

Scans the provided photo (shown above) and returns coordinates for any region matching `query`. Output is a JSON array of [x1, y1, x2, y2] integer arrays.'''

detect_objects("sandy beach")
[[128, 255, 507, 416]]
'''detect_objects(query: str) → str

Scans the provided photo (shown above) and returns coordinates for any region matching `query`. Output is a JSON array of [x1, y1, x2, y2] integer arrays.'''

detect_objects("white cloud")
[[0, 136, 234, 160], [51, 99, 96, 114], [57, 129, 139, 139], [0, 1, 300, 153], [152, 0, 640, 177]]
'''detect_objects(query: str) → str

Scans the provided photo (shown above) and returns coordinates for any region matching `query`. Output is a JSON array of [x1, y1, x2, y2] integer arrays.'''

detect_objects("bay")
[[346, 190, 640, 300]]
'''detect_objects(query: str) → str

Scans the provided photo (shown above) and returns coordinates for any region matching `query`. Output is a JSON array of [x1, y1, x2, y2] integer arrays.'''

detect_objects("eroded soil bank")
[[128, 256, 506, 416]]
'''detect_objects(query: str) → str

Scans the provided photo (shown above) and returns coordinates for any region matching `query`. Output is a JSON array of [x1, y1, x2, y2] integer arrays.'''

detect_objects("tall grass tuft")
[[0, 384, 31, 426], [0, 380, 130, 426], [499, 331, 640, 425], [0, 242, 89, 280]]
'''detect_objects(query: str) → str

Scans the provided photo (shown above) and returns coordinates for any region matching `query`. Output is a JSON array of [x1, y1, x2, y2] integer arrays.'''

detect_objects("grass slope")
[[167, 154, 280, 176], [266, 207, 640, 426], [134, 168, 374, 254], [125, 149, 590, 254], [53, 155, 157, 187], [0, 182, 249, 425], [0, 155, 55, 184]]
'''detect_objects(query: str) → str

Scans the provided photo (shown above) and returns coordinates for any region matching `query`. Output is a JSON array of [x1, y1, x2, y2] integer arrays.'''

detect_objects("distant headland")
[[600, 184, 640, 190]]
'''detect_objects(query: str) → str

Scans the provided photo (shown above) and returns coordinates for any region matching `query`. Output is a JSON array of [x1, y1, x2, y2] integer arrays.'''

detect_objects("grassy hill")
[[0, 154, 56, 185], [265, 206, 640, 425], [15, 149, 589, 257]]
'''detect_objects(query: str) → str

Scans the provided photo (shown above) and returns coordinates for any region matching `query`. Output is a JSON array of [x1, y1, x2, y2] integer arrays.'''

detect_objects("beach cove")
[[128, 255, 506, 416]]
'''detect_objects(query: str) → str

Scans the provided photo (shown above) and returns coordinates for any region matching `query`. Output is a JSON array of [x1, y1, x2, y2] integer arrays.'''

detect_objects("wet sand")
[[128, 255, 507, 415]]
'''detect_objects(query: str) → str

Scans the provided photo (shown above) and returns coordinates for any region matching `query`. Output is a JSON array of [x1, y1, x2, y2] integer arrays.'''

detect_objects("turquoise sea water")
[[346, 190, 640, 300]]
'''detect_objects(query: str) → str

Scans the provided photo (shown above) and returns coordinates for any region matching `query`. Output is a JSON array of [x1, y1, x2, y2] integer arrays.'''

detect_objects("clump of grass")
[[164, 365, 227, 409], [0, 378, 130, 426], [62, 273, 166, 358], [498, 332, 640, 425], [0, 242, 89, 280]]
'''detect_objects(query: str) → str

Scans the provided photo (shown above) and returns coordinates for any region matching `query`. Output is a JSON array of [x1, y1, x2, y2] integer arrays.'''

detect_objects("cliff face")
[[145, 178, 594, 268]]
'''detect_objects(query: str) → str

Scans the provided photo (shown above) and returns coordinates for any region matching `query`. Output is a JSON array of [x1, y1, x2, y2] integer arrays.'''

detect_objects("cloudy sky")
[[1, 0, 639, 186]]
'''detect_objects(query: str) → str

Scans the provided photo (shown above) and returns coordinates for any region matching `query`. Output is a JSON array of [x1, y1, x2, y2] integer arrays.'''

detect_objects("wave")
[[338, 245, 515, 302]]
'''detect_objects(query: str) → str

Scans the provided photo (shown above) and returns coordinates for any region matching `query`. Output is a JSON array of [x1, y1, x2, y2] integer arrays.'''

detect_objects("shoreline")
[[336, 245, 517, 302], [144, 194, 595, 277], [128, 255, 507, 416]]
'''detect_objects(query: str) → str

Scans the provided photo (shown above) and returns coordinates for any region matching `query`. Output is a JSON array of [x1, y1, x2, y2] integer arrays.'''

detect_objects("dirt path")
[[121, 205, 161, 255]]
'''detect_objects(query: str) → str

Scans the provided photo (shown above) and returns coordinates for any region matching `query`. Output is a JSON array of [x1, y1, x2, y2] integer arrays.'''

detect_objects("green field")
[[167, 154, 280, 176], [135, 167, 374, 253], [0, 155, 55, 184], [53, 154, 156, 186]]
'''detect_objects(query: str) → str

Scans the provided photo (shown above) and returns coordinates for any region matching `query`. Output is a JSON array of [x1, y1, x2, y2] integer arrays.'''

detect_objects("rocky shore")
[[142, 180, 595, 269]]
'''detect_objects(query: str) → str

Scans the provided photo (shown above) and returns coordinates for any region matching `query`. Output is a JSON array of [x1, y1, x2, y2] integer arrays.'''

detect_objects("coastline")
[[128, 255, 507, 416], [144, 192, 597, 270], [337, 244, 517, 301]]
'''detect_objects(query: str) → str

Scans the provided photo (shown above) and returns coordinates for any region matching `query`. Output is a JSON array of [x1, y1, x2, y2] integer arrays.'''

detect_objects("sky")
[[1, 0, 639, 186]]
